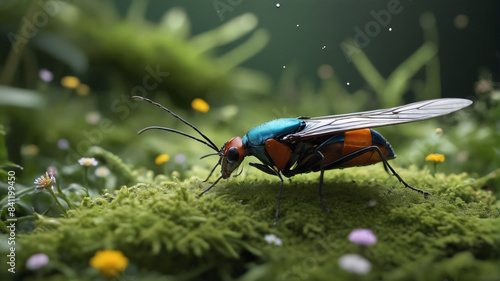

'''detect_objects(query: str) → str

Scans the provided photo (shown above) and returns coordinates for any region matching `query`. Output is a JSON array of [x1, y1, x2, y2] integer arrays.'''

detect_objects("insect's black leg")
[[249, 162, 278, 176], [381, 160, 390, 175], [203, 160, 220, 182], [197, 175, 223, 198], [316, 151, 331, 213], [324, 146, 428, 195], [249, 162, 285, 224], [232, 168, 244, 178], [375, 150, 429, 196], [274, 171, 284, 226]]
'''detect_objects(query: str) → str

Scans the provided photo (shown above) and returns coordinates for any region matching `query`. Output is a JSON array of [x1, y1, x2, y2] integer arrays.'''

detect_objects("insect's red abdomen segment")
[[339, 129, 389, 167], [265, 139, 292, 171], [342, 129, 373, 156]]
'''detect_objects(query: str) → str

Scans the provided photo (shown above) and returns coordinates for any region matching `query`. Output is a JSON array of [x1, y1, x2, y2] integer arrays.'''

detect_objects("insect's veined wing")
[[282, 98, 472, 141]]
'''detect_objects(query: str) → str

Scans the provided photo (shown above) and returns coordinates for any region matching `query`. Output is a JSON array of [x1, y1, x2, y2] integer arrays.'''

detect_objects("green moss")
[[3, 165, 499, 280]]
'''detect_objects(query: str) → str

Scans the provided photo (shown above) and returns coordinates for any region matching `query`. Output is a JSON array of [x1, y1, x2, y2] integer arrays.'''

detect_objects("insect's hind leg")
[[325, 146, 428, 196], [375, 149, 429, 196]]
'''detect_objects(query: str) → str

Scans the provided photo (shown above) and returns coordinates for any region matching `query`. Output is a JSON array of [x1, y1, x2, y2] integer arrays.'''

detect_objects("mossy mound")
[[3, 165, 500, 280]]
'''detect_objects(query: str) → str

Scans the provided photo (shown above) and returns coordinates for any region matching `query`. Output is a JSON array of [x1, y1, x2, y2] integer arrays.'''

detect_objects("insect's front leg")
[[249, 162, 285, 225]]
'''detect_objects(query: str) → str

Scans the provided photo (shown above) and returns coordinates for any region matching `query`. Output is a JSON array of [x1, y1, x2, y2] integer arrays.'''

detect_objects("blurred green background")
[[0, 0, 498, 194]]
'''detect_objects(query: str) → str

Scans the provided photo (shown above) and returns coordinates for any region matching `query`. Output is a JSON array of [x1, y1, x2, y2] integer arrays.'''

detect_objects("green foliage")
[[50, 1, 269, 103], [0, 124, 22, 181], [2, 165, 498, 280], [341, 13, 441, 108]]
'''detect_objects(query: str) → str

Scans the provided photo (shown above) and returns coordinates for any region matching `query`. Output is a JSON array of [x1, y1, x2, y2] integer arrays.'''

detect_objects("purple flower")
[[26, 253, 49, 270], [57, 138, 69, 150], [39, 69, 53, 82], [47, 166, 58, 178], [348, 229, 377, 246], [174, 153, 187, 164]]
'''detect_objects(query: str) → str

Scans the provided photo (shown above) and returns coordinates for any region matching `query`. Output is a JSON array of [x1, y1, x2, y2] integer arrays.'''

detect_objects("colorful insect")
[[132, 97, 472, 223]]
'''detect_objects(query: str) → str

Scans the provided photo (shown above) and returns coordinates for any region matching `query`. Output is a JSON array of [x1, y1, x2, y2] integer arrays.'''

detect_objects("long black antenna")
[[200, 152, 220, 159], [132, 96, 219, 152], [138, 126, 218, 152]]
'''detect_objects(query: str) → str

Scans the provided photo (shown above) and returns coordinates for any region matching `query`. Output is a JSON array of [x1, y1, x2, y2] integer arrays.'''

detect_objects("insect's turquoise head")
[[221, 137, 245, 179]]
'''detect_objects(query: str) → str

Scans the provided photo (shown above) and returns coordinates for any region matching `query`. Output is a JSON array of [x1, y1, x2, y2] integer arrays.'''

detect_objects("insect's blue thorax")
[[242, 118, 305, 164]]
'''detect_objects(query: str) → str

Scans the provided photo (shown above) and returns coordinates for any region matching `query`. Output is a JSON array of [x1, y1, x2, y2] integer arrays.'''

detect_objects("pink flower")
[[348, 229, 377, 246], [39, 69, 53, 82], [26, 253, 49, 270]]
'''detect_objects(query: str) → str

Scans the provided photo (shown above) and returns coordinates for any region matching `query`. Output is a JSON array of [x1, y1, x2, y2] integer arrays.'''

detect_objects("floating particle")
[[454, 14, 468, 29]]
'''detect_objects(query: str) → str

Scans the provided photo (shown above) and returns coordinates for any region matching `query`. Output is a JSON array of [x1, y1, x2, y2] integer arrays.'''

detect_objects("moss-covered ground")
[[2, 165, 499, 281]]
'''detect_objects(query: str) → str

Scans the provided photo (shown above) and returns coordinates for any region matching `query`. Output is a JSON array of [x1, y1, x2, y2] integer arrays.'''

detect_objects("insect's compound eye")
[[226, 147, 240, 164]]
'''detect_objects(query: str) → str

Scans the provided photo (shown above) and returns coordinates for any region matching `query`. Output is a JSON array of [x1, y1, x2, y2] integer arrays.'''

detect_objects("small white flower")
[[338, 254, 371, 274], [26, 253, 49, 270], [78, 157, 98, 166], [95, 166, 110, 178], [368, 199, 377, 207], [34, 172, 56, 190], [264, 234, 282, 246], [85, 112, 101, 125]]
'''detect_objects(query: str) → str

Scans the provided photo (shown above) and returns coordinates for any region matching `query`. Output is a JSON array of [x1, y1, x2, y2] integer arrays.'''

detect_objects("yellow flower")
[[191, 98, 210, 113], [90, 250, 129, 278], [76, 83, 90, 95], [61, 76, 80, 89], [22, 144, 39, 156], [155, 154, 170, 165], [425, 154, 445, 162]]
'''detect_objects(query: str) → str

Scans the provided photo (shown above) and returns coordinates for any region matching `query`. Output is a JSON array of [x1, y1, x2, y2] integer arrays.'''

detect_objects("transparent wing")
[[282, 98, 472, 141]]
